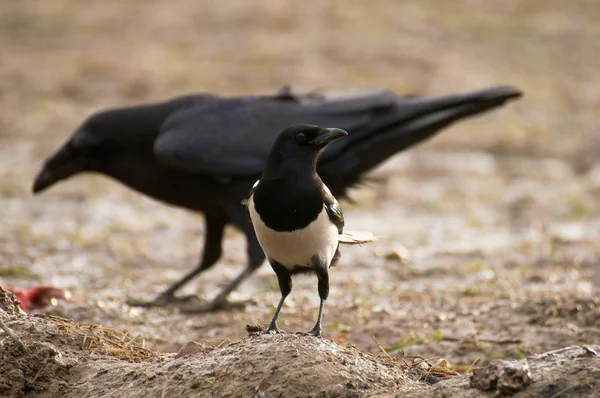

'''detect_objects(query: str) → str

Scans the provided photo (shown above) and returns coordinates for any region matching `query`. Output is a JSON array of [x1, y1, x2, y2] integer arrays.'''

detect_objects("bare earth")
[[1, 1, 599, 397]]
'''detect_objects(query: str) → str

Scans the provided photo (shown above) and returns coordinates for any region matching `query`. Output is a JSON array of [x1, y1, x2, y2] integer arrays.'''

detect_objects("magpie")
[[247, 124, 348, 336], [32, 85, 522, 311]]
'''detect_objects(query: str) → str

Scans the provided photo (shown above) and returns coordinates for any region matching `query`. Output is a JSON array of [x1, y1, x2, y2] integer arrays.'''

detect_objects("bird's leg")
[[265, 294, 287, 333], [126, 215, 226, 308], [263, 260, 292, 334], [305, 267, 329, 337], [180, 213, 266, 313], [306, 298, 325, 337], [211, 266, 256, 305], [208, 213, 266, 309]]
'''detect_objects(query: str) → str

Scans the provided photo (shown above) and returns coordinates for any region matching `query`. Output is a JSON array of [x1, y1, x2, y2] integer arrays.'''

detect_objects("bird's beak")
[[32, 145, 85, 194], [310, 128, 348, 147], [32, 159, 86, 193], [32, 169, 56, 193]]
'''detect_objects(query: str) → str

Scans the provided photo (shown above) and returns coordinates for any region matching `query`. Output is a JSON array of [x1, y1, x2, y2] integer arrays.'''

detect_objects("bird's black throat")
[[253, 172, 325, 232]]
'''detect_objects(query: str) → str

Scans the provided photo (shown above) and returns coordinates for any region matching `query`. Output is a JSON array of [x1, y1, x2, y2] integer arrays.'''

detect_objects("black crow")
[[32, 86, 522, 311], [247, 125, 348, 336]]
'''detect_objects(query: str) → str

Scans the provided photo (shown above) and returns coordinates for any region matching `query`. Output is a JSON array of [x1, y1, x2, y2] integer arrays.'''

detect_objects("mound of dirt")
[[0, 315, 426, 397], [404, 345, 600, 398], [0, 286, 23, 315], [1, 286, 598, 397]]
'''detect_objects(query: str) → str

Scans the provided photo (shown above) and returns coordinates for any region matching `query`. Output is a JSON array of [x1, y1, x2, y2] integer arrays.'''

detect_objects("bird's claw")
[[263, 326, 285, 335], [295, 328, 322, 338], [179, 298, 255, 314], [125, 294, 201, 308], [126, 293, 254, 312]]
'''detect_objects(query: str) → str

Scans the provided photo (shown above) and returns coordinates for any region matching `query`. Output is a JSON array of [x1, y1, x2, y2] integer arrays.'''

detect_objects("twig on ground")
[[465, 357, 480, 374], [373, 336, 393, 361], [0, 317, 27, 352]]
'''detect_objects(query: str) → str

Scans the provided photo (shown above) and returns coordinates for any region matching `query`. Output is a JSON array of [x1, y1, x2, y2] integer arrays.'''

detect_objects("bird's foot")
[[126, 292, 254, 312], [179, 298, 255, 314], [246, 324, 285, 335], [125, 293, 201, 308], [296, 326, 322, 338], [262, 324, 285, 335]]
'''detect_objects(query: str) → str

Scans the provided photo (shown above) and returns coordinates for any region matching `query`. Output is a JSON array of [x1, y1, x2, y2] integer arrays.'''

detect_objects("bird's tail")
[[320, 86, 522, 194], [339, 230, 378, 245]]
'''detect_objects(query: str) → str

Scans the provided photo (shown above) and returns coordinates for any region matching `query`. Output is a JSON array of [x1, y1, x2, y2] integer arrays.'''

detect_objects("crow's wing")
[[153, 90, 397, 176], [82, 94, 219, 150]]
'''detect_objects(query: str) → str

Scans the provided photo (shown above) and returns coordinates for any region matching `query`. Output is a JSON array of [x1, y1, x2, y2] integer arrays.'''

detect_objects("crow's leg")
[[211, 230, 264, 305], [181, 204, 265, 313], [127, 214, 226, 307]]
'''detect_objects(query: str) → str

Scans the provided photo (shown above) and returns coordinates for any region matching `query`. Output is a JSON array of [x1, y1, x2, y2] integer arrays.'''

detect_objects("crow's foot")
[[179, 298, 255, 314], [125, 293, 200, 308]]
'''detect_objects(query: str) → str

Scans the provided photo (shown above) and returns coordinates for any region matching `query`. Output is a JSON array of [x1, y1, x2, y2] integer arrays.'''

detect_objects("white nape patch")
[[247, 195, 339, 271], [252, 180, 260, 189], [323, 184, 332, 196]]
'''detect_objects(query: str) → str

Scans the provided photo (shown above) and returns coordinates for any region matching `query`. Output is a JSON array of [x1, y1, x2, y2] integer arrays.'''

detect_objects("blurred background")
[[1, 1, 599, 366]]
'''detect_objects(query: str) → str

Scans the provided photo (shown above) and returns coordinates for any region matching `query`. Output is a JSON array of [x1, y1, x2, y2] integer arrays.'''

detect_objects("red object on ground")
[[5, 286, 71, 313]]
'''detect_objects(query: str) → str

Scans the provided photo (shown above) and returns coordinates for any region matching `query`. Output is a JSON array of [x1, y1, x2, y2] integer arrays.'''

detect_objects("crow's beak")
[[32, 168, 55, 194], [310, 128, 348, 147], [31, 138, 88, 194], [32, 156, 85, 194]]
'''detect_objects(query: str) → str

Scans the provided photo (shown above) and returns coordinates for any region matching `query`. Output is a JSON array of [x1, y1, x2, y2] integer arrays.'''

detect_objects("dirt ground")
[[2, 290, 599, 397], [1, 1, 600, 397]]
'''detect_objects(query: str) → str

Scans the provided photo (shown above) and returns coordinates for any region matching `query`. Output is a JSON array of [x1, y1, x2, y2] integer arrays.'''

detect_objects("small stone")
[[583, 346, 598, 356], [498, 363, 533, 396], [175, 342, 204, 359], [328, 384, 345, 398], [471, 360, 532, 396], [246, 324, 263, 334]]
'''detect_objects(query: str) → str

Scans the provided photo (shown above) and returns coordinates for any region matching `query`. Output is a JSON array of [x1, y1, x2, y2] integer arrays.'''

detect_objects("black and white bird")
[[247, 124, 348, 336]]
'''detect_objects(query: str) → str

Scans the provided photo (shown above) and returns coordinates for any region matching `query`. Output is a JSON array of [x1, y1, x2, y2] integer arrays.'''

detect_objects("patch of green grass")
[[351, 295, 370, 306], [345, 278, 358, 291], [485, 351, 505, 360], [468, 218, 485, 229], [201, 377, 216, 389], [461, 287, 480, 297], [566, 196, 589, 219], [0, 184, 22, 198], [512, 347, 527, 359], [429, 330, 443, 342], [386, 330, 444, 352], [0, 265, 39, 280], [465, 261, 484, 272], [264, 281, 280, 293], [386, 332, 422, 352], [328, 321, 353, 334]]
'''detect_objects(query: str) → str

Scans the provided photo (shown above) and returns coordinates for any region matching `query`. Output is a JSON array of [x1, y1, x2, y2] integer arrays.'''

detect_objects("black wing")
[[153, 89, 396, 176], [84, 94, 218, 149], [323, 188, 344, 234]]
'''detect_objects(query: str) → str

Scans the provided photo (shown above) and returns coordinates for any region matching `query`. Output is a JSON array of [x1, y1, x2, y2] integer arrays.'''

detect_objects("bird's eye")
[[296, 133, 307, 142]]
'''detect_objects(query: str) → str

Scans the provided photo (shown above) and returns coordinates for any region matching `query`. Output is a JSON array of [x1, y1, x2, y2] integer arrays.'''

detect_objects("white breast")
[[248, 195, 339, 270]]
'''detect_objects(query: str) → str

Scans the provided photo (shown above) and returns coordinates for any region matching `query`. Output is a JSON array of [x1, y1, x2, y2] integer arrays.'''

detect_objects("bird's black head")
[[32, 112, 116, 194], [284, 124, 348, 149], [33, 97, 200, 194], [265, 124, 347, 175]]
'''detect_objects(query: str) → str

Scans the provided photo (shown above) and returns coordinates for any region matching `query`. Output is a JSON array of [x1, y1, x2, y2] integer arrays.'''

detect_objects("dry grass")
[[1, 285, 154, 362], [49, 317, 156, 361]]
